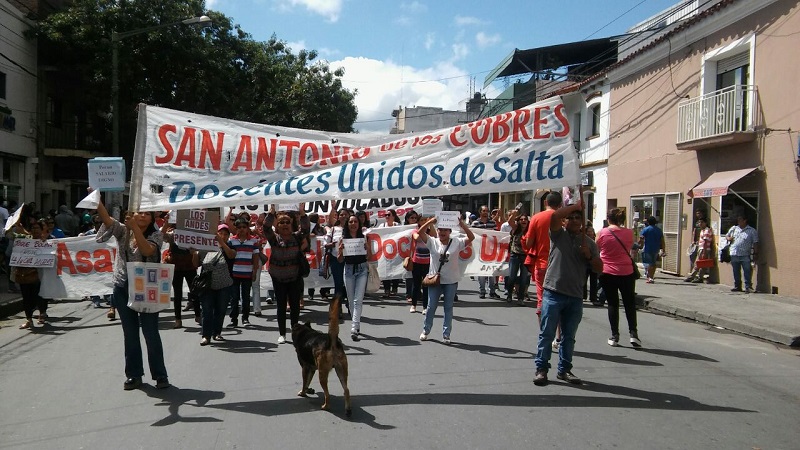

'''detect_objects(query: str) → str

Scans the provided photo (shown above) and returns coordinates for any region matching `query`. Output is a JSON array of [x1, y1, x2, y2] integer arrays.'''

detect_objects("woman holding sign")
[[93, 193, 169, 391], [417, 214, 475, 345], [11, 219, 47, 330], [338, 215, 372, 341]]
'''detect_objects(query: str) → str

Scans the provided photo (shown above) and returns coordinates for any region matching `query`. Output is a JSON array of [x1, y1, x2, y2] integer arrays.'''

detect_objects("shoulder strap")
[[609, 230, 634, 263], [435, 239, 454, 274]]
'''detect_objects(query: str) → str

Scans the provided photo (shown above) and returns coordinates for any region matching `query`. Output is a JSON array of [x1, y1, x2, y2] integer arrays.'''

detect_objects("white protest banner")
[[39, 236, 117, 299], [422, 198, 443, 216], [365, 226, 510, 280], [227, 197, 423, 226], [10, 239, 56, 268], [88, 157, 126, 191], [342, 238, 366, 256], [174, 209, 219, 251], [129, 97, 579, 211], [436, 211, 461, 230]]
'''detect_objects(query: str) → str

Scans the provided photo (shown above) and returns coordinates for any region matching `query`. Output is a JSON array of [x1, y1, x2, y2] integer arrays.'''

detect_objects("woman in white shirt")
[[416, 216, 475, 344]]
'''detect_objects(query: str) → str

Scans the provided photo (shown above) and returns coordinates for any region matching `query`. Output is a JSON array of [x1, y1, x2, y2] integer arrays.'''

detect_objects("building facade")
[[603, 0, 799, 297]]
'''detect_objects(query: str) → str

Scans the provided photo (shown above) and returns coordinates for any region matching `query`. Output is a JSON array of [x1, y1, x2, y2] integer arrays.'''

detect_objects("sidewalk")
[[635, 274, 800, 347], [0, 275, 22, 319]]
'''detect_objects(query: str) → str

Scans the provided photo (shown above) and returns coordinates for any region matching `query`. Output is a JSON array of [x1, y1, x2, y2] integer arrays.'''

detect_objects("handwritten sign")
[[436, 211, 461, 230], [342, 238, 367, 256], [276, 203, 300, 212], [174, 209, 219, 251], [88, 157, 126, 192], [10, 238, 56, 268], [422, 198, 443, 217]]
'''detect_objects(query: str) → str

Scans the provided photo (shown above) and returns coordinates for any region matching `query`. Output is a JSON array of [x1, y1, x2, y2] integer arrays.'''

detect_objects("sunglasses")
[[277, 220, 292, 224]]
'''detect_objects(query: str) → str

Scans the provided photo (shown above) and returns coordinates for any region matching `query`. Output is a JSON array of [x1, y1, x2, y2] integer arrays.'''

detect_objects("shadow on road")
[[632, 347, 718, 362], [574, 350, 663, 366], [204, 385, 753, 429], [144, 385, 226, 427]]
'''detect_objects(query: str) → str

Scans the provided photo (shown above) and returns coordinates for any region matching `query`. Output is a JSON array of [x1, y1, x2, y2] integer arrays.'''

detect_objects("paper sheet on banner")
[[129, 97, 579, 211]]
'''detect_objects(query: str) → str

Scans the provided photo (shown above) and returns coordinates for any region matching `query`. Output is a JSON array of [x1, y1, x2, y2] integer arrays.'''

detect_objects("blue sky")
[[207, 0, 680, 132]]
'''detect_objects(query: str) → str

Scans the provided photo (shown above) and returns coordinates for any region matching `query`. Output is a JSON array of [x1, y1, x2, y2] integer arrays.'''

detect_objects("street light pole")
[[111, 15, 212, 157], [109, 15, 211, 215]]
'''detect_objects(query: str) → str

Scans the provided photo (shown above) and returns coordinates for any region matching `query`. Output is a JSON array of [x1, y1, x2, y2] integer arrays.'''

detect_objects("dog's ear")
[[303, 321, 312, 329]]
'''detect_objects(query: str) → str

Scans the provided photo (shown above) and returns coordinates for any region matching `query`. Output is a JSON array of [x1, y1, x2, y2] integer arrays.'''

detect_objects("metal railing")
[[676, 85, 758, 144], [45, 121, 111, 153]]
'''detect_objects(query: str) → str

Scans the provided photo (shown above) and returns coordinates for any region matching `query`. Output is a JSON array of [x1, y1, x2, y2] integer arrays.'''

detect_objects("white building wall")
[[0, 0, 38, 204]]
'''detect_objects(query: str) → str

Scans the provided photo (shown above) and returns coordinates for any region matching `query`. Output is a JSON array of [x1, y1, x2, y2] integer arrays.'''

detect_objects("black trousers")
[[599, 273, 638, 337], [274, 278, 303, 337]]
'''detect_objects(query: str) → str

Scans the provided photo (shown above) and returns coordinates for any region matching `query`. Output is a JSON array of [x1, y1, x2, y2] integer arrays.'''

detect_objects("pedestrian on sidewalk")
[[725, 215, 758, 293], [596, 208, 641, 348], [637, 216, 665, 284], [93, 192, 169, 391], [684, 217, 714, 283], [533, 197, 602, 386]]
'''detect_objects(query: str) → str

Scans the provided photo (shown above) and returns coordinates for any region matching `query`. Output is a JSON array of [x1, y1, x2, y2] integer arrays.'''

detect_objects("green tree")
[[31, 0, 358, 160]]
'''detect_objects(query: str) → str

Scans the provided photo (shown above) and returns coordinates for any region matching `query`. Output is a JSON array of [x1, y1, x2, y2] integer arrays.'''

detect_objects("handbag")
[[366, 262, 381, 293], [298, 251, 311, 278], [403, 235, 416, 271], [422, 239, 453, 287], [719, 244, 731, 263], [188, 270, 213, 301], [125, 262, 174, 313], [13, 266, 39, 284], [686, 242, 698, 256], [609, 229, 640, 280]]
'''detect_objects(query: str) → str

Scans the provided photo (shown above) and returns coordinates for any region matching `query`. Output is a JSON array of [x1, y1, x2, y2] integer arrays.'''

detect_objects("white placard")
[[436, 211, 461, 230], [76, 189, 101, 209], [276, 203, 299, 212], [342, 238, 366, 256], [10, 238, 56, 268], [332, 227, 343, 242], [88, 157, 126, 192], [422, 198, 443, 217], [4, 204, 23, 232]]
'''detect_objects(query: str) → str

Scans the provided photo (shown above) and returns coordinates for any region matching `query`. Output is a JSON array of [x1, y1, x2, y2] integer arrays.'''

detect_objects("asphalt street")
[[1, 279, 798, 450]]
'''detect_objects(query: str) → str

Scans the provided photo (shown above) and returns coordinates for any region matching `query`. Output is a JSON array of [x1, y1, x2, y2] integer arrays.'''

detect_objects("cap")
[[217, 224, 230, 232]]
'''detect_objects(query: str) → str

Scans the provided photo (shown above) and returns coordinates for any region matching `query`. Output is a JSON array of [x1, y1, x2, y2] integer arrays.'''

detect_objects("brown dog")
[[292, 296, 352, 417]]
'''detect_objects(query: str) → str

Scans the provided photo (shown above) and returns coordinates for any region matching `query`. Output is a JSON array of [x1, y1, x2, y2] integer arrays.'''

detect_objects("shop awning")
[[690, 167, 759, 198]]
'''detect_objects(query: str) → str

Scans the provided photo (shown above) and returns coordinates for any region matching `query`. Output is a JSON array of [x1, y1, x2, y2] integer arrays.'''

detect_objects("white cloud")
[[394, 16, 412, 26], [401, 1, 427, 13], [454, 15, 484, 26], [283, 0, 342, 22], [285, 40, 307, 53], [451, 43, 469, 62], [475, 32, 501, 49], [329, 57, 470, 133], [424, 33, 435, 51]]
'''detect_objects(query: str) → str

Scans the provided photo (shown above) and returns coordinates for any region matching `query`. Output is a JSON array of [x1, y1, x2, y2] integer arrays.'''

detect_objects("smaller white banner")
[[422, 198, 443, 216], [436, 211, 461, 230], [342, 238, 366, 256], [10, 239, 56, 268], [88, 157, 127, 192]]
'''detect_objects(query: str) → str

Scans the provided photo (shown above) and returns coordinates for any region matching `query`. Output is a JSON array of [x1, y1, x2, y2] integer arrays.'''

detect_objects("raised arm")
[[459, 218, 475, 244]]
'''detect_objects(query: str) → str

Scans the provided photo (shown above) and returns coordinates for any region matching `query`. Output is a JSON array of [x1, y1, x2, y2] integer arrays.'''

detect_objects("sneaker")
[[730, 287, 742, 292], [242, 318, 250, 325], [490, 292, 501, 300], [409, 306, 416, 313], [419, 332, 428, 341], [443, 336, 451, 345], [691, 278, 703, 283], [744, 287, 753, 294], [630, 334, 642, 348], [266, 297, 274, 304], [557, 371, 582, 384], [277, 335, 286, 344], [608, 335, 620, 347], [479, 293, 486, 299], [646, 278, 654, 284], [422, 308, 427, 315], [155, 378, 171, 389], [351, 332, 360, 342], [533, 369, 548, 386], [552, 338, 561, 351], [683, 277, 693, 282], [213, 335, 225, 341], [227, 319, 238, 328], [200, 337, 210, 346]]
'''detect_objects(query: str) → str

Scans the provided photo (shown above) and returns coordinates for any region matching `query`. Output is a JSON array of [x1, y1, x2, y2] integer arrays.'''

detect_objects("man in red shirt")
[[523, 192, 563, 343]]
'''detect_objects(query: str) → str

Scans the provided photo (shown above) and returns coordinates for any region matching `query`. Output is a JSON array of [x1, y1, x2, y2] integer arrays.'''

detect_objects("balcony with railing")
[[44, 121, 111, 156], [676, 85, 759, 150]]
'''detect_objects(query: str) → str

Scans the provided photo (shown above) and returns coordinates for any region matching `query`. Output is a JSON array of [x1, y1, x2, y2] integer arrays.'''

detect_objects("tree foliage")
[[30, 0, 358, 158]]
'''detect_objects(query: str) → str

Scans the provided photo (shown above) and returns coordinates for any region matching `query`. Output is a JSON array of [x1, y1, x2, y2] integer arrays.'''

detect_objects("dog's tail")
[[329, 294, 341, 345]]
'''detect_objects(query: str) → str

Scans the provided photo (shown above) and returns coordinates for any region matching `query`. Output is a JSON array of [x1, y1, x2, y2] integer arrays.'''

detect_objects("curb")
[[643, 298, 800, 347]]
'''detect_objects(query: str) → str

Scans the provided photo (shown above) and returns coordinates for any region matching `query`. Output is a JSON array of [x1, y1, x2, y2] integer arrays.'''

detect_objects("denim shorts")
[[641, 252, 658, 266]]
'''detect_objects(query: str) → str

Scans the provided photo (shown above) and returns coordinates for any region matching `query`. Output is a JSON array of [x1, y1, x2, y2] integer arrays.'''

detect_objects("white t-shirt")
[[427, 236, 468, 285]]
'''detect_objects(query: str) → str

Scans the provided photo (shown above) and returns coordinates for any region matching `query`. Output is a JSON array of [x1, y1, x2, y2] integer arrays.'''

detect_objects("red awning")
[[690, 167, 759, 198]]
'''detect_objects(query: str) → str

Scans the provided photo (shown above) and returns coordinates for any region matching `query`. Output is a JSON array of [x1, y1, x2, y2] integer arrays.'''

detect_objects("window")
[[0, 71, 6, 100], [588, 104, 601, 138], [720, 192, 758, 236], [572, 112, 582, 149]]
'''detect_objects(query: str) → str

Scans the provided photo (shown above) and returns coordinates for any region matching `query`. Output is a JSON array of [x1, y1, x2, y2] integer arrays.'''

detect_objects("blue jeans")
[[730, 255, 753, 290], [534, 289, 583, 374], [113, 284, 168, 381], [423, 283, 458, 338], [200, 287, 229, 338], [330, 257, 346, 298], [478, 276, 496, 295], [506, 253, 530, 299], [344, 263, 368, 333]]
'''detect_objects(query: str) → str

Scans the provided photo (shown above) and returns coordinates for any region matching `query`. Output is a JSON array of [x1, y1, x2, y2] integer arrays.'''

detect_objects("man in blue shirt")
[[725, 215, 759, 293], [638, 216, 664, 284]]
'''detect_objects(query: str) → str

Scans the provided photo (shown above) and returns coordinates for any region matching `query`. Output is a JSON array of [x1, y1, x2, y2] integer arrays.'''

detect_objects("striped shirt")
[[228, 237, 259, 279]]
